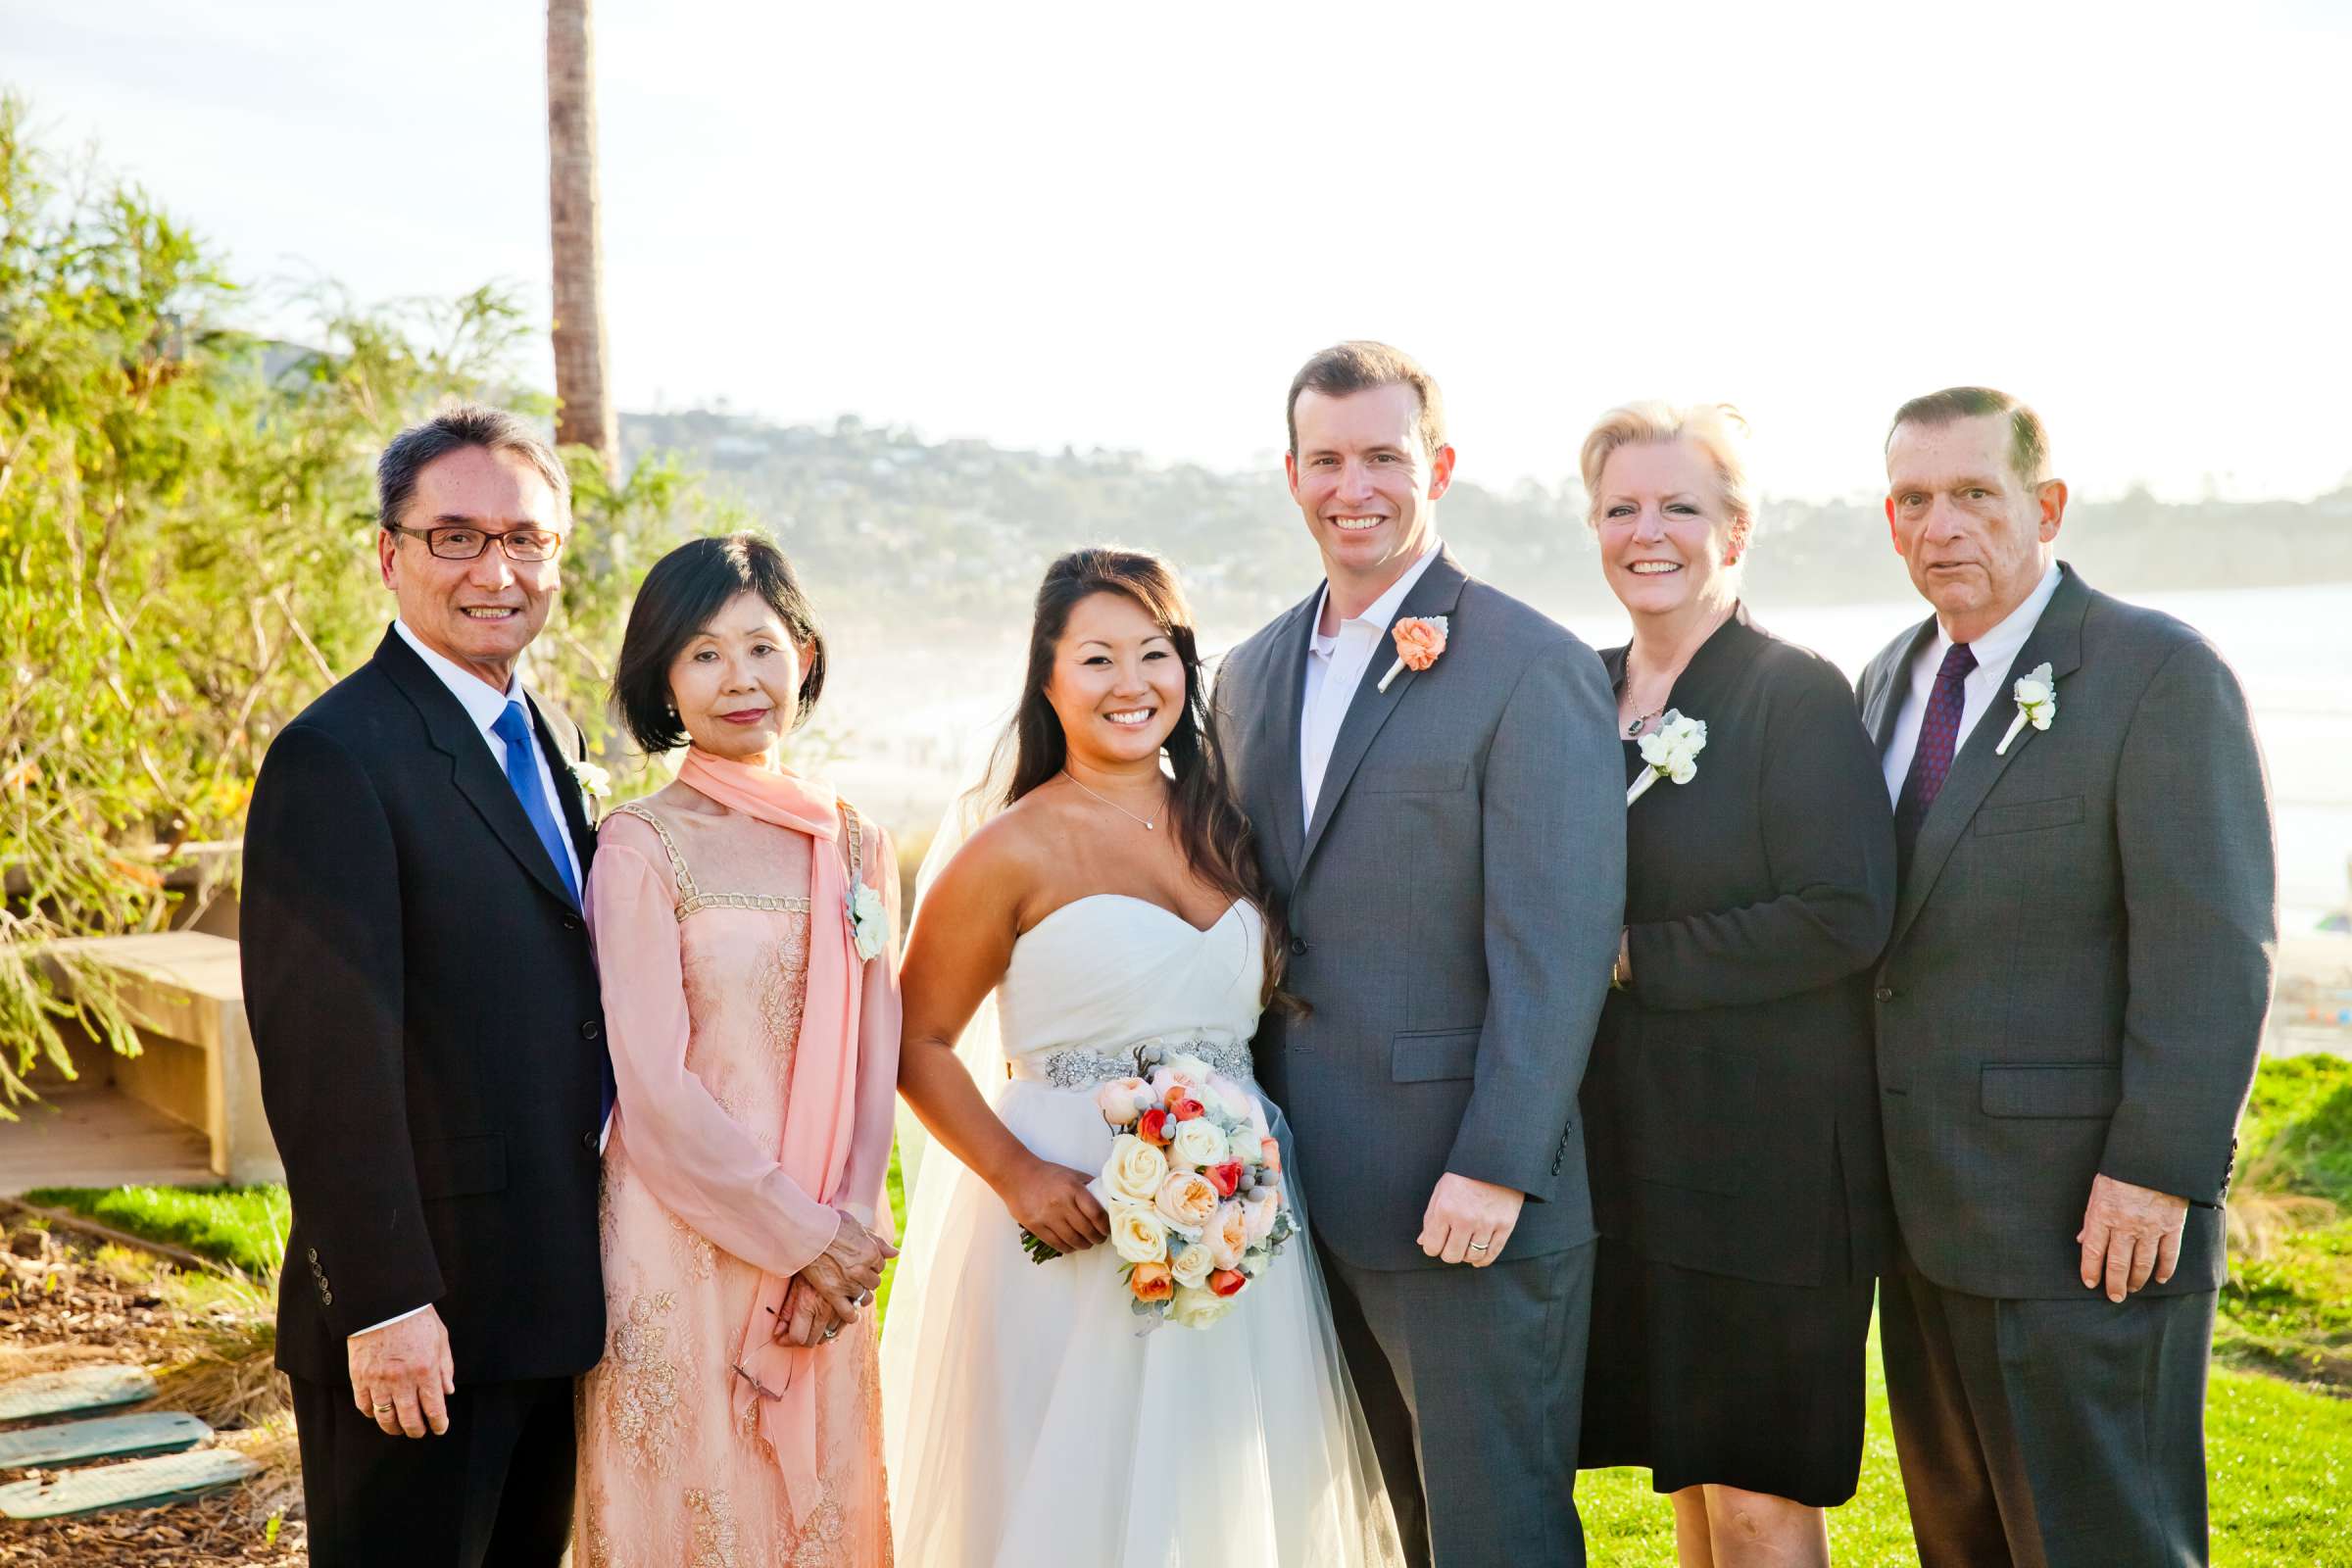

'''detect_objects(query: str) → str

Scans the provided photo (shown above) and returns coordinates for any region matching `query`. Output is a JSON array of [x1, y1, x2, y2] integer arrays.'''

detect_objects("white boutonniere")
[[1993, 662, 2058, 756], [1627, 710, 1707, 805], [848, 882, 889, 961], [568, 760, 612, 801]]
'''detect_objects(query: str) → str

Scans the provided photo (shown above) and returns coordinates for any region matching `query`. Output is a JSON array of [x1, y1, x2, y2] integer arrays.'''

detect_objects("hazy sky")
[[10, 0, 2348, 499]]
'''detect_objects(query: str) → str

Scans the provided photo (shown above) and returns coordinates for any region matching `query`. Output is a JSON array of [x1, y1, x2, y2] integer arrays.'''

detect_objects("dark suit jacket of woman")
[[1586, 605, 1897, 1288]]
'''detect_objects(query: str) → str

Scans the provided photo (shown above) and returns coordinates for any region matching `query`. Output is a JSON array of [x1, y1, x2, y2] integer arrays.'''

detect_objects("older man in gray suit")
[[1213, 342, 1625, 1566], [1858, 387, 2276, 1567]]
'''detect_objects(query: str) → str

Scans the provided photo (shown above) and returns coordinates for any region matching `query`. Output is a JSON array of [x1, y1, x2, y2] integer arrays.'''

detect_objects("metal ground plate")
[[0, 1366, 156, 1424], [0, 1446, 260, 1519], [0, 1410, 209, 1470]]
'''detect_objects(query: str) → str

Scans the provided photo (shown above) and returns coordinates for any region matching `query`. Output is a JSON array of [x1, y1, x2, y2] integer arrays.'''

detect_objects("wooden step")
[[0, 1411, 209, 1469], [0, 1366, 156, 1424], [0, 1446, 259, 1519]]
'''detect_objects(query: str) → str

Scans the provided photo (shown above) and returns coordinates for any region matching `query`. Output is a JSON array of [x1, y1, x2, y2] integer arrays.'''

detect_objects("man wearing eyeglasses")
[[241, 405, 611, 1566]]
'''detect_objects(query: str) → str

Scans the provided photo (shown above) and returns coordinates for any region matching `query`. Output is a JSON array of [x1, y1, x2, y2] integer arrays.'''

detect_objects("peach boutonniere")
[[1377, 615, 1449, 693]]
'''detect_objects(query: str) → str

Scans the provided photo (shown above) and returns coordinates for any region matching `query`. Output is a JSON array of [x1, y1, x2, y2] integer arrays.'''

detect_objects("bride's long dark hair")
[[993, 548, 1293, 1008]]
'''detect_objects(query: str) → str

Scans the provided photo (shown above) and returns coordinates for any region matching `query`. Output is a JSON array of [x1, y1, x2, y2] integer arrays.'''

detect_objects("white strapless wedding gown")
[[881, 895, 1400, 1567]]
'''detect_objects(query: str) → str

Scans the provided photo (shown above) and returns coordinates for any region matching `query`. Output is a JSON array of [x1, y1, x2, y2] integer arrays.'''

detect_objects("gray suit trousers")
[[1881, 1266, 2215, 1568], [1323, 1241, 1594, 1568]]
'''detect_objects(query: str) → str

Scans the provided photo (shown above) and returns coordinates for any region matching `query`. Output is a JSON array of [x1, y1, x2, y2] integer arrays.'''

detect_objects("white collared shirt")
[[392, 619, 582, 892], [1299, 540, 1444, 832], [1882, 562, 2064, 804]]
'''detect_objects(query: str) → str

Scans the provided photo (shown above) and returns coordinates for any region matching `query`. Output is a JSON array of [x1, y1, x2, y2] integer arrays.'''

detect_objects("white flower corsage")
[[567, 760, 612, 801], [1993, 662, 2057, 756], [848, 881, 889, 961], [1627, 710, 1707, 805]]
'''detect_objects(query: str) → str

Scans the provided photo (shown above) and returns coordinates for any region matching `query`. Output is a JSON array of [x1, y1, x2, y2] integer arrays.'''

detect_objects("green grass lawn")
[[24, 1183, 288, 1277], [2216, 1054, 2352, 1393], [1575, 1306, 2352, 1565]]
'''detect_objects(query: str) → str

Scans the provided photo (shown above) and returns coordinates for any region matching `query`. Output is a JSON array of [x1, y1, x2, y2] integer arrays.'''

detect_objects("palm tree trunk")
[[547, 0, 617, 476]]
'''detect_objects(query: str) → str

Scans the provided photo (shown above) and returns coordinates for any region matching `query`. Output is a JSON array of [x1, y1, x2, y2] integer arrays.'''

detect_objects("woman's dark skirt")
[[1578, 1237, 1877, 1507]]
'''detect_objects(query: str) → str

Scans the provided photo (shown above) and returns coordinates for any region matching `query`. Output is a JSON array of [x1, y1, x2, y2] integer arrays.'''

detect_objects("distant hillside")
[[621, 410, 2352, 634]]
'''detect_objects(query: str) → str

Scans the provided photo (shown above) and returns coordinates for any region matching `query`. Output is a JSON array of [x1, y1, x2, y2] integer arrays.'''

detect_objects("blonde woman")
[[1573, 405, 1896, 1568]]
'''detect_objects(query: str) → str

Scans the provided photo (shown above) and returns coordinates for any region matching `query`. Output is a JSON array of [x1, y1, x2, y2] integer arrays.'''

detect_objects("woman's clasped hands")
[[774, 1208, 899, 1348]]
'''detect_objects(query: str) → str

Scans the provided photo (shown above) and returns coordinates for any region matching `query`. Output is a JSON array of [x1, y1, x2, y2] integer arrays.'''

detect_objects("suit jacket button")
[[581, 1020, 601, 1041], [1874, 986, 1895, 1003], [306, 1247, 318, 1263], [1290, 937, 1309, 956], [563, 915, 583, 932], [582, 1130, 599, 1152], [320, 1291, 332, 1306]]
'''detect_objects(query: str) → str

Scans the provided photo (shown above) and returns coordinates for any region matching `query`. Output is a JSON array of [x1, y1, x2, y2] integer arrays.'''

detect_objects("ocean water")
[[827, 581, 2352, 933]]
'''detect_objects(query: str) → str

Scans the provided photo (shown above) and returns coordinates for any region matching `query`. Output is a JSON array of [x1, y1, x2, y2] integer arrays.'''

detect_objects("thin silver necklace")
[[1063, 769, 1160, 831], [1618, 658, 1670, 737]]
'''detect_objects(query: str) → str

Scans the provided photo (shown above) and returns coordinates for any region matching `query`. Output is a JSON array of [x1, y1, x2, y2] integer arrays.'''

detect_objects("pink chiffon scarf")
[[677, 746, 864, 1526]]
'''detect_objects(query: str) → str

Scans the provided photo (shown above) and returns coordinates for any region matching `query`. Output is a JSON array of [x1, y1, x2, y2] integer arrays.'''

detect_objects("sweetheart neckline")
[[1022, 892, 1249, 941]]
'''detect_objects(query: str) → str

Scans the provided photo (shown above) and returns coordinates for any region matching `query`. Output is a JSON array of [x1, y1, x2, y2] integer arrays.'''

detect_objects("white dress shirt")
[[361, 621, 585, 1338], [1299, 541, 1444, 832], [392, 618, 582, 892], [1881, 562, 2064, 805]]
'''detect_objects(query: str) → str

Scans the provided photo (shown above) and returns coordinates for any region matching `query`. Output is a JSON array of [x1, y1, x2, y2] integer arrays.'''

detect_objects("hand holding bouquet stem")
[[999, 1153, 1108, 1257]]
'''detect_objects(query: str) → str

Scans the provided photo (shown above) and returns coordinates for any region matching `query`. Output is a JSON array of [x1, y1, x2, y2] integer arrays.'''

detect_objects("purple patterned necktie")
[[1894, 641, 1977, 871]]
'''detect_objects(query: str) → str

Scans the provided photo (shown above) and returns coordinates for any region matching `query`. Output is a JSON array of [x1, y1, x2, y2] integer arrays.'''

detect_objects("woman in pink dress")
[[575, 533, 900, 1565]]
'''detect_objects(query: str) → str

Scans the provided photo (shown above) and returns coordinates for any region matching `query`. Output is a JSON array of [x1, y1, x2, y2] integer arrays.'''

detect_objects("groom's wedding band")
[[1467, 1241, 1490, 1252], [372, 1402, 393, 1413]]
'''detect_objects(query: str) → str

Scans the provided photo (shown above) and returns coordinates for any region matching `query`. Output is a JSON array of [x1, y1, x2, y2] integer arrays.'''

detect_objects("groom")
[[1215, 342, 1625, 1564]]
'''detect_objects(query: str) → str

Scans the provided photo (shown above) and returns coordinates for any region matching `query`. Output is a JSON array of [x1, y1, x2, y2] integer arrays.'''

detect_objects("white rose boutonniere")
[[568, 760, 611, 802], [1993, 662, 2058, 756], [848, 881, 889, 961], [1627, 710, 1708, 805]]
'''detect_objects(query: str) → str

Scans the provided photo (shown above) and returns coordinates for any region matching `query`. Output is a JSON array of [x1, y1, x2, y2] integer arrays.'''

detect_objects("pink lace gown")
[[575, 790, 897, 1566]]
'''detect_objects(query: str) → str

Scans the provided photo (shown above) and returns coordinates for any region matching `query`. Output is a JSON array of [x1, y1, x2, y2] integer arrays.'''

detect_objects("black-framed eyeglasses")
[[388, 523, 565, 563]]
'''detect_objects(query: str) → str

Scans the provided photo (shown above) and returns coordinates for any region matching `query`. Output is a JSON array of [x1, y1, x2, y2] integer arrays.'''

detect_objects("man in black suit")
[[1857, 387, 2275, 1566], [242, 406, 611, 1566]]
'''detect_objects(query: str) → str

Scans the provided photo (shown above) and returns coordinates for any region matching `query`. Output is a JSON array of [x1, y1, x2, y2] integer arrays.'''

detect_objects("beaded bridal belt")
[[1011, 1034, 1257, 1091]]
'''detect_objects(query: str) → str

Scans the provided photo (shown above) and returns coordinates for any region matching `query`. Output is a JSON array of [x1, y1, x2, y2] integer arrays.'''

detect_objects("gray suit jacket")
[[1214, 551, 1626, 1271], [1856, 564, 2276, 1299]]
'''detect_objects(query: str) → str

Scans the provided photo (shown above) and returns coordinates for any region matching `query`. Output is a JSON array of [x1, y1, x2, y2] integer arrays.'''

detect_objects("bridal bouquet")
[[1025, 1051, 1298, 1332]]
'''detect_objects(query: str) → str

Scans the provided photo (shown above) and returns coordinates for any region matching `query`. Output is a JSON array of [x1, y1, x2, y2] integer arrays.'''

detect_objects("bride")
[[880, 549, 1399, 1567]]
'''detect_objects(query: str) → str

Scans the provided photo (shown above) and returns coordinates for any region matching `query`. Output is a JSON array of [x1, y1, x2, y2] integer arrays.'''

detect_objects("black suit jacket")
[[1586, 607, 1897, 1287], [242, 628, 608, 1385], [1855, 564, 2276, 1298]]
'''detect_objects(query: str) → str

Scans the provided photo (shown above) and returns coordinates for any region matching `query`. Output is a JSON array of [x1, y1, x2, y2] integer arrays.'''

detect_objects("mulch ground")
[[0, 1222, 304, 1566]]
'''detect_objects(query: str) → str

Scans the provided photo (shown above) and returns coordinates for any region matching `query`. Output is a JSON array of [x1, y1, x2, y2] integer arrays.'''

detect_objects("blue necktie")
[[491, 701, 580, 907], [492, 701, 614, 1125]]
